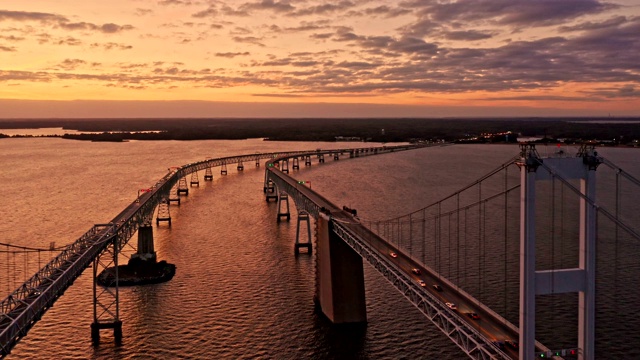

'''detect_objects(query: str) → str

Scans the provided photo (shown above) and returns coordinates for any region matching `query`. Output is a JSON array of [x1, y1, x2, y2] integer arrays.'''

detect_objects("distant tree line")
[[1, 117, 639, 144]]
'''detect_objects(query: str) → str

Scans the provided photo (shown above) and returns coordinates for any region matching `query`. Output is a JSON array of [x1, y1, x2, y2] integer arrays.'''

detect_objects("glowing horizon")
[[1, 0, 639, 117]]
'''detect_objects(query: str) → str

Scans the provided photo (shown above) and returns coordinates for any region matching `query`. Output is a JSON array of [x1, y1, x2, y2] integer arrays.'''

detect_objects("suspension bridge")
[[1, 142, 638, 360]]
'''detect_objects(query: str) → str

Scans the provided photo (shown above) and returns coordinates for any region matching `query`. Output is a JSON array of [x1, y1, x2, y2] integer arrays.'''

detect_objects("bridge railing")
[[0, 225, 114, 357], [263, 143, 532, 359], [331, 219, 512, 360]]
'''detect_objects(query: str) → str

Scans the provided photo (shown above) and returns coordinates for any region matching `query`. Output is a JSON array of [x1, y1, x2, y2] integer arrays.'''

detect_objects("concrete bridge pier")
[[237, 160, 244, 171], [265, 180, 277, 202], [315, 214, 367, 324], [277, 192, 290, 222], [281, 159, 289, 173], [318, 154, 325, 163], [133, 224, 156, 262], [295, 211, 312, 254], [221, 162, 228, 175], [190, 171, 199, 186], [304, 155, 312, 166], [156, 199, 171, 226], [204, 167, 213, 181], [333, 153, 339, 160], [292, 157, 300, 169], [177, 177, 189, 195]]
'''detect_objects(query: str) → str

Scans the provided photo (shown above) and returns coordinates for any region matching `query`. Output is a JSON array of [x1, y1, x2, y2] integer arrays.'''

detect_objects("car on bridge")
[[389, 252, 398, 258], [411, 268, 421, 275], [445, 302, 457, 310], [418, 280, 426, 287], [505, 340, 518, 349], [467, 312, 480, 320], [433, 284, 443, 292]]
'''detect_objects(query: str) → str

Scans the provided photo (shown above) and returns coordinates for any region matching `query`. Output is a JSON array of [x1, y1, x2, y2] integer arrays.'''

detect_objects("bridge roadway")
[[0, 144, 421, 358], [265, 152, 554, 360]]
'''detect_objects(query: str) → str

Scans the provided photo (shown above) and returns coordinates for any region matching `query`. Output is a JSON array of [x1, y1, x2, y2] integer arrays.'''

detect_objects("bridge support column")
[[277, 192, 290, 222], [237, 160, 244, 171], [292, 157, 300, 169], [519, 145, 538, 360], [315, 214, 367, 324], [221, 163, 228, 175], [177, 177, 188, 195], [190, 171, 199, 186], [204, 167, 213, 181], [133, 224, 156, 261], [295, 211, 312, 254], [92, 233, 122, 345], [318, 154, 325, 163], [265, 180, 277, 202], [304, 155, 311, 166], [169, 186, 181, 205], [156, 199, 171, 226], [578, 149, 599, 360], [518, 144, 600, 360], [333, 153, 339, 160], [281, 159, 289, 173]]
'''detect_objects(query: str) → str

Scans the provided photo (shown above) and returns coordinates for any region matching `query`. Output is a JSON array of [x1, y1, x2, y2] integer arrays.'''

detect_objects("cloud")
[[215, 52, 250, 58], [443, 30, 494, 41], [58, 59, 87, 70], [404, 0, 617, 28], [57, 37, 82, 46], [134, 8, 154, 16], [0, 35, 25, 42], [232, 36, 265, 46], [559, 15, 628, 32], [192, 6, 218, 18], [0, 10, 66, 23], [0, 45, 16, 52], [289, 1, 356, 17], [479, 95, 603, 102], [333, 28, 439, 56], [241, 0, 295, 14], [0, 10, 134, 34], [158, 0, 194, 5], [363, 5, 412, 18], [582, 85, 640, 98], [90, 42, 133, 50]]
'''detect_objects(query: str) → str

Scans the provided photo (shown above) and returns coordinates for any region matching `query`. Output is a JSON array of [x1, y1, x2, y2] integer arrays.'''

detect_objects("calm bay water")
[[1, 138, 638, 359]]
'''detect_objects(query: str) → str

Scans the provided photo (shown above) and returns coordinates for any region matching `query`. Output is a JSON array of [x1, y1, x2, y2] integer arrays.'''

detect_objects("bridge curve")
[[264, 145, 556, 360], [0, 144, 421, 358]]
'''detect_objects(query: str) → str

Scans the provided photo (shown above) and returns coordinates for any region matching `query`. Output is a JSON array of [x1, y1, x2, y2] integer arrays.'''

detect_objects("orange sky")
[[1, 0, 639, 117]]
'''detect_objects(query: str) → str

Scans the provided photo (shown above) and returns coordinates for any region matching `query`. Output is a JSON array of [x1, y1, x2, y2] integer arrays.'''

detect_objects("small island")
[[97, 225, 176, 287], [97, 256, 176, 287]]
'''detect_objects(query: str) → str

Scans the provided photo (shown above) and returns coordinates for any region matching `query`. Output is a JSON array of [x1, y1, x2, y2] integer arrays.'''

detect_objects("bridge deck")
[[265, 147, 556, 360]]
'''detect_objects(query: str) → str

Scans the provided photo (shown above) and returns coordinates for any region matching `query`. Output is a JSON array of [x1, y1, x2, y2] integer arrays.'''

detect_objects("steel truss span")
[[0, 145, 422, 358], [264, 144, 513, 360], [331, 221, 510, 360]]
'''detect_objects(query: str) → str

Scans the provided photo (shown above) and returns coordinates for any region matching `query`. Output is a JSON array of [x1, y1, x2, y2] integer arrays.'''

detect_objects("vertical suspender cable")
[[504, 166, 509, 319], [437, 202, 441, 277], [457, 193, 461, 288], [422, 209, 426, 267], [615, 169, 620, 297], [409, 213, 413, 259], [464, 207, 468, 288], [448, 213, 452, 279], [478, 182, 482, 301], [550, 175, 557, 339]]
